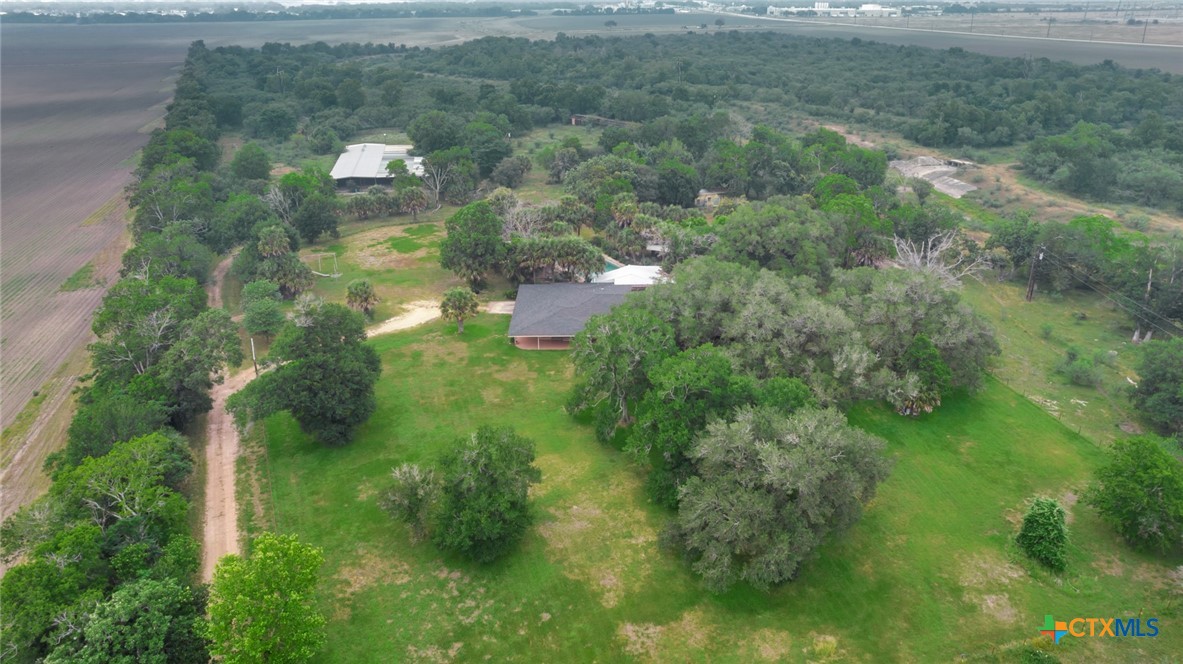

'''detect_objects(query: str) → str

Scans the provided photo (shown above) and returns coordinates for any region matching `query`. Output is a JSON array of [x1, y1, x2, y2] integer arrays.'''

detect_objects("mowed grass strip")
[[246, 316, 1182, 663]]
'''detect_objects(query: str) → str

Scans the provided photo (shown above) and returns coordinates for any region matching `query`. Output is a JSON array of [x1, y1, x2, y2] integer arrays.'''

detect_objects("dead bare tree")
[[420, 160, 456, 207], [893, 230, 992, 289], [292, 293, 323, 328], [264, 184, 297, 225], [502, 202, 547, 240]]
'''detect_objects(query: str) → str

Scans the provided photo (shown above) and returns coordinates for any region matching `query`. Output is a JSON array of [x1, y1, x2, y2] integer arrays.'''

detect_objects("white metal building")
[[329, 143, 424, 185]]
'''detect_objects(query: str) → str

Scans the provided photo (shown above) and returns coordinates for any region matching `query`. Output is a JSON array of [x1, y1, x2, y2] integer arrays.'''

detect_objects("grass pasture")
[[961, 279, 1145, 445], [240, 315, 1182, 663], [299, 216, 464, 322]]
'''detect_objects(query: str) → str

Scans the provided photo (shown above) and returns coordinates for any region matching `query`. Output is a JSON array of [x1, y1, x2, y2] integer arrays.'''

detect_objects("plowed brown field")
[[1, 27, 185, 428]]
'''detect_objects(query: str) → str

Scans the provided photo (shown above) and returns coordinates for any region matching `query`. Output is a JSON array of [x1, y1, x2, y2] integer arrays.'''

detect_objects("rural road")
[[200, 255, 242, 582], [199, 368, 253, 582], [199, 290, 441, 581]]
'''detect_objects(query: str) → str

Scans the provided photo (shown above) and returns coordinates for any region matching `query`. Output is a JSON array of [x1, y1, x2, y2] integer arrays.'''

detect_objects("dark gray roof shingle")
[[507, 284, 633, 338]]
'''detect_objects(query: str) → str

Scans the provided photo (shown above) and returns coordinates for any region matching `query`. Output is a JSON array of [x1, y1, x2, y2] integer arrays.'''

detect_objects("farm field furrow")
[[0, 28, 183, 428]]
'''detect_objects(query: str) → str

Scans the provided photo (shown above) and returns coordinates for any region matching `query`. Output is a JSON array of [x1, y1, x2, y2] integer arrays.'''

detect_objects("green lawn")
[[240, 315, 1181, 663]]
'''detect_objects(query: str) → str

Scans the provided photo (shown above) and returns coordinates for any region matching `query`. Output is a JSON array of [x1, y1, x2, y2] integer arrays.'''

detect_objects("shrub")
[[1061, 357, 1100, 387], [1016, 497, 1068, 571], [1132, 338, 1183, 436], [432, 426, 541, 563], [1087, 436, 1183, 552], [1039, 323, 1054, 340], [380, 463, 439, 544], [1056, 347, 1099, 386], [1093, 349, 1118, 368]]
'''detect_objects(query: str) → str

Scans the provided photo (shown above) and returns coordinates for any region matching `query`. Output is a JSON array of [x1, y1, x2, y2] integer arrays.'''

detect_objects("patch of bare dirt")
[[747, 629, 793, 662], [666, 609, 713, 650], [538, 474, 658, 609], [480, 386, 504, 405], [1132, 562, 1173, 591], [1003, 506, 1024, 528], [357, 482, 377, 502], [405, 642, 464, 663], [979, 593, 1019, 624], [803, 633, 845, 662], [367, 300, 442, 337], [530, 454, 590, 497], [1168, 567, 1183, 596], [618, 623, 664, 660], [1118, 421, 1144, 435], [356, 245, 433, 270], [1093, 555, 1126, 577], [1061, 491, 1079, 525], [960, 553, 1025, 588], [827, 125, 875, 148], [348, 224, 439, 270], [336, 546, 413, 597]]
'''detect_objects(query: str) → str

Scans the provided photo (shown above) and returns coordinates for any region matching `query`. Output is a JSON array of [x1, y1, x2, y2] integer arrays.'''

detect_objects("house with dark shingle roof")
[[508, 284, 634, 350]]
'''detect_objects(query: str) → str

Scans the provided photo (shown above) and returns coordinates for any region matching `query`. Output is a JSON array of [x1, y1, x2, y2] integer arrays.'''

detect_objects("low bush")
[[1016, 497, 1068, 571]]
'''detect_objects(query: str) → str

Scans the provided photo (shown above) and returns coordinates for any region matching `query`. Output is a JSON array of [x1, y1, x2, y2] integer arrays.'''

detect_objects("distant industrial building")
[[767, 2, 898, 17], [858, 3, 899, 17], [329, 143, 424, 187]]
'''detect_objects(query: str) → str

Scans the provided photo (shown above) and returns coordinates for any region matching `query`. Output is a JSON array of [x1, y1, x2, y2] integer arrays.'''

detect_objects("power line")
[[1039, 248, 1181, 332], [1039, 250, 1179, 335], [1037, 249, 1183, 338]]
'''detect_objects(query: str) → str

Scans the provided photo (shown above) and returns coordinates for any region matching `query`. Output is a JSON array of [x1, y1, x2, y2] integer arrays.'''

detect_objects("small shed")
[[508, 284, 633, 350]]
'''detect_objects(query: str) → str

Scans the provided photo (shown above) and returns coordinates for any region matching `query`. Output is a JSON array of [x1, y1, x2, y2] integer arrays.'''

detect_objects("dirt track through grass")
[[200, 259, 443, 581]]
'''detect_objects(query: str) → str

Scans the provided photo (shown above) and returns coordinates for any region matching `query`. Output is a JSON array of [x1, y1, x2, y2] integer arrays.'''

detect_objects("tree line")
[[398, 32, 1183, 151], [1020, 118, 1183, 210]]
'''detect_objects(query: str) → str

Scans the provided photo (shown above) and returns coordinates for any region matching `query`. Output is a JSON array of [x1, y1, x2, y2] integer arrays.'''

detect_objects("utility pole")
[[250, 337, 259, 377], [1025, 247, 1043, 302], [1142, 13, 1150, 43]]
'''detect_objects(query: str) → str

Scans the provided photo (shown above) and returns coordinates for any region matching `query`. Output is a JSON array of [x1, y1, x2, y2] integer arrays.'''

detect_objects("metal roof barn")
[[330, 143, 424, 181]]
